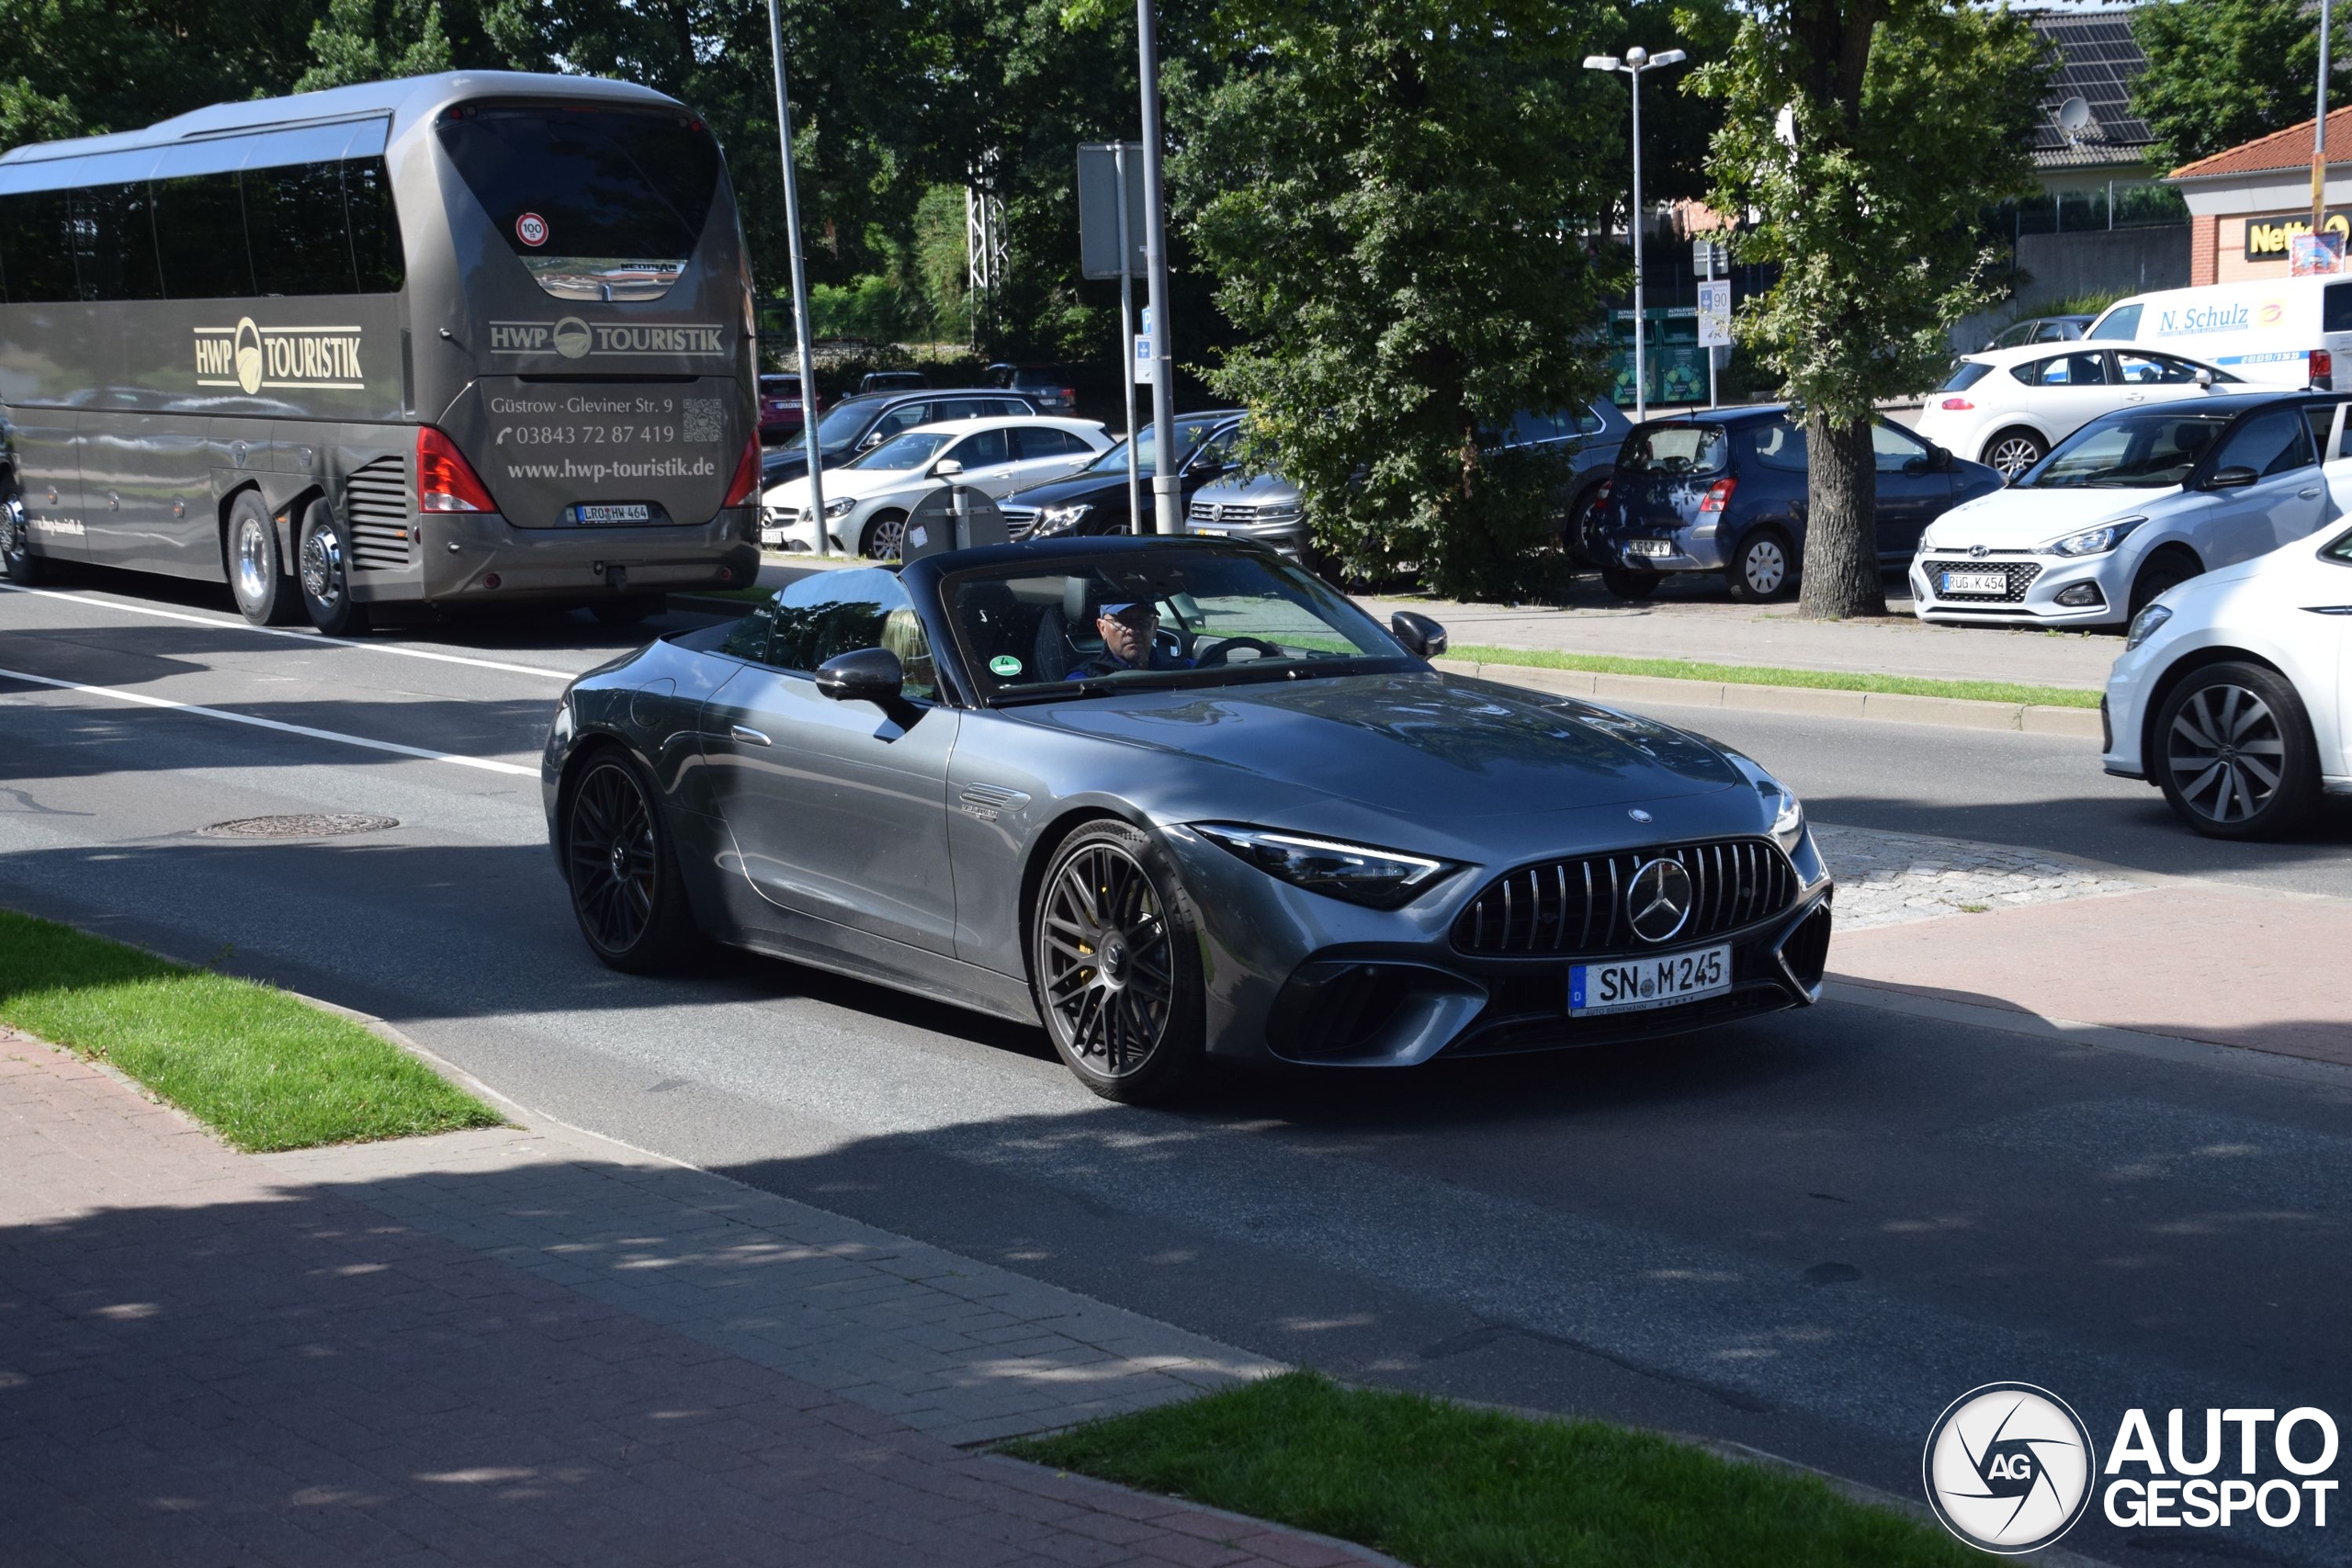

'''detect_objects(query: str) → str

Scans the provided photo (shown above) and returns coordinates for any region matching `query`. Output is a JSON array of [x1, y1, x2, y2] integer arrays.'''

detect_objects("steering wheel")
[[1195, 636, 1285, 667], [1152, 625, 1193, 662]]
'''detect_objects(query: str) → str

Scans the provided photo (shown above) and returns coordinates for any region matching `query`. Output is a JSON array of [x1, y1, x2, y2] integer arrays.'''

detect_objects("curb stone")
[[1437, 656, 2104, 739]]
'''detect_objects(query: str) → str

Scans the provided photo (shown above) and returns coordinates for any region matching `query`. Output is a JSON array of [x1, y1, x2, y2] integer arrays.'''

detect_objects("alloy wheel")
[[234, 515, 274, 604], [300, 523, 345, 609], [1742, 537, 1786, 597], [1039, 842, 1175, 1077], [2166, 682, 2287, 825], [568, 762, 660, 953], [865, 514, 907, 560], [1987, 434, 2042, 478]]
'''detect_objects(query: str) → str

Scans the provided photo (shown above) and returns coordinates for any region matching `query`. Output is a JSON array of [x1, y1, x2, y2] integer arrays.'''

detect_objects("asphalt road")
[[5, 570, 2349, 1566]]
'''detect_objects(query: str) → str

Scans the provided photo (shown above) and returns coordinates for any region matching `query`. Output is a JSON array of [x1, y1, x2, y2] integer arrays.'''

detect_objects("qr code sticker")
[[683, 398, 722, 443]]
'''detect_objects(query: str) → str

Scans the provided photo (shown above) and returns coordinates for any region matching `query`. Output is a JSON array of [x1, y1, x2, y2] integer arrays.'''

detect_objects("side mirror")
[[816, 647, 907, 708], [933, 458, 964, 477], [1929, 444, 1954, 471], [2205, 465, 2258, 491], [2194, 367, 2216, 389], [1389, 611, 1448, 658]]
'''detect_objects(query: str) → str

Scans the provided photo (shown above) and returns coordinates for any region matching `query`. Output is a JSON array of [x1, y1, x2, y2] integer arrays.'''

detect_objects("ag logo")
[[516, 211, 548, 248], [233, 318, 264, 395], [1625, 857, 1692, 943], [1923, 1382, 2097, 1554], [552, 317, 593, 360]]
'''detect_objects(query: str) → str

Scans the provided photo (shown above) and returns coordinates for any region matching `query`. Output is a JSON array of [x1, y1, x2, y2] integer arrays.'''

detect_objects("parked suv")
[[1589, 405, 2004, 602], [761, 388, 1044, 488]]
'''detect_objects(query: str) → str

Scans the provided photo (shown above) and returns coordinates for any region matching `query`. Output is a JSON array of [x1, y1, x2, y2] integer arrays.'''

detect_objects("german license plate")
[[1939, 568, 2007, 595], [1569, 943, 1731, 1016], [577, 502, 651, 525], [759, 526, 785, 546]]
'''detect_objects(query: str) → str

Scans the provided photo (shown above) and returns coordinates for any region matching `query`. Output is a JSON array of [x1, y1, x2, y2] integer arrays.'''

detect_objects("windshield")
[[1083, 423, 1222, 477], [946, 549, 1411, 697], [2025, 410, 2232, 488], [1618, 423, 1729, 475], [2088, 304, 2143, 341], [846, 431, 953, 471]]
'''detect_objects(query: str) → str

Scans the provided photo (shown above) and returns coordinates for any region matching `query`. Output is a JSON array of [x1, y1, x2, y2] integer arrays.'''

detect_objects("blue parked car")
[[1587, 404, 2004, 602]]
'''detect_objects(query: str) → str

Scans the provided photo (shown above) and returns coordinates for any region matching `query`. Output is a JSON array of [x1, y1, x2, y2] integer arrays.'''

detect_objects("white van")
[[2086, 275, 2352, 387]]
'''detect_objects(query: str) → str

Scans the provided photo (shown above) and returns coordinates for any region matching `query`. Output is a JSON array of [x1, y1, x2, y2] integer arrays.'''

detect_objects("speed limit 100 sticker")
[[516, 212, 548, 248]]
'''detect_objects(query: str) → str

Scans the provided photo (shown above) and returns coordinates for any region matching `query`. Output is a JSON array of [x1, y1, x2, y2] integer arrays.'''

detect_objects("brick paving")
[[0, 1035, 1384, 1568], [1812, 824, 2148, 930]]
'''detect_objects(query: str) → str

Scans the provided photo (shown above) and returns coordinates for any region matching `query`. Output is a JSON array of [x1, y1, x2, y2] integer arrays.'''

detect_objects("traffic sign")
[[1696, 280, 1733, 348]]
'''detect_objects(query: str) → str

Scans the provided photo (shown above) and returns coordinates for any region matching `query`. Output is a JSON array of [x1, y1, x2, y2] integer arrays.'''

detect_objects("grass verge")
[[1002, 1371, 1976, 1568], [0, 908, 502, 1152], [1448, 643, 2103, 709]]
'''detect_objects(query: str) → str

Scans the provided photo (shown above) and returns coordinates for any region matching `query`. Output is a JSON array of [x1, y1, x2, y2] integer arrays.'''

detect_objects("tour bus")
[[0, 72, 761, 632], [2086, 274, 2352, 391]]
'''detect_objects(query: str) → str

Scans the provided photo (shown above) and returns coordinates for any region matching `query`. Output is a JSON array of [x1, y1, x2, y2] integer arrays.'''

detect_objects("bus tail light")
[[2312, 348, 2335, 390], [723, 436, 762, 508], [1699, 477, 1737, 513], [417, 427, 496, 513]]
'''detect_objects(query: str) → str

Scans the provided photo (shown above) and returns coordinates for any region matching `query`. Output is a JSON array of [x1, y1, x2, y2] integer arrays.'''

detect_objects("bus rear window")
[[437, 105, 720, 297]]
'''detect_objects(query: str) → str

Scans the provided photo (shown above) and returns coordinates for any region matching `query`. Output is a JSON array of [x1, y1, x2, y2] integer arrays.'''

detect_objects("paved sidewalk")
[[0, 1035, 1378, 1568]]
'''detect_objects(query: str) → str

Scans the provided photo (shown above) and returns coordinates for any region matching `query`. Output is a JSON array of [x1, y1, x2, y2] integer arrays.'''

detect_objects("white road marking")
[[0, 583, 575, 681], [0, 665, 540, 777]]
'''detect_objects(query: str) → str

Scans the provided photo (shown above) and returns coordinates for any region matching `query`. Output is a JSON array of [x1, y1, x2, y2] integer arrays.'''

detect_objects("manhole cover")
[[197, 813, 400, 840]]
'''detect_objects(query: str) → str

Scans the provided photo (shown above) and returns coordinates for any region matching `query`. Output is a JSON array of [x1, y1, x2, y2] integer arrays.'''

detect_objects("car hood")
[[1009, 671, 1744, 818], [1192, 471, 1300, 506], [763, 466, 925, 509], [1922, 484, 2173, 550]]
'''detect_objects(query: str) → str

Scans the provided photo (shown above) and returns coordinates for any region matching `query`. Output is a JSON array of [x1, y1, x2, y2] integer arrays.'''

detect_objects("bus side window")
[[71, 184, 164, 303], [153, 174, 256, 299], [245, 162, 358, 297], [344, 158, 406, 295], [0, 188, 82, 303]]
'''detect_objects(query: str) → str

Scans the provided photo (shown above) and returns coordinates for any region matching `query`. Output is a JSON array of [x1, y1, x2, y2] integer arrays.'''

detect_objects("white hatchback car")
[[1912, 391, 2352, 629], [2103, 521, 2352, 838], [1915, 343, 2238, 479], [763, 415, 1111, 558]]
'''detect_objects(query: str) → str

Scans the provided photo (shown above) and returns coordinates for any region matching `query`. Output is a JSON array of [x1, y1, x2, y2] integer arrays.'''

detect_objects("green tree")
[[1692, 0, 2046, 619], [1174, 0, 1618, 597], [0, 0, 326, 151], [298, 0, 453, 91], [2131, 0, 2346, 170]]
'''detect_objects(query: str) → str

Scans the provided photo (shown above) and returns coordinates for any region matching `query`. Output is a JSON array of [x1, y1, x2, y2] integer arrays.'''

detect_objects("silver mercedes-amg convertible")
[[543, 536, 1834, 1101]]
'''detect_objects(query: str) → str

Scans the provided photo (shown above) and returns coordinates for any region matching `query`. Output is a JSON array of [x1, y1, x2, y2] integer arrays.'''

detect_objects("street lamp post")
[[765, 0, 828, 557], [1584, 46, 1687, 424]]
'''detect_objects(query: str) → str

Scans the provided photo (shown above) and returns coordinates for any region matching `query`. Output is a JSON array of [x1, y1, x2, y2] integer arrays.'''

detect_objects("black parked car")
[[761, 388, 1045, 489], [1588, 405, 2004, 602], [1000, 412, 1247, 538]]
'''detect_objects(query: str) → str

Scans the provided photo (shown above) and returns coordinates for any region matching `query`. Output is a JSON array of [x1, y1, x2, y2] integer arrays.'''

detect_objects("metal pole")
[[766, 0, 828, 558], [1115, 144, 1142, 534], [2317, 0, 2334, 242], [1136, 0, 1182, 535], [1631, 60, 1646, 425]]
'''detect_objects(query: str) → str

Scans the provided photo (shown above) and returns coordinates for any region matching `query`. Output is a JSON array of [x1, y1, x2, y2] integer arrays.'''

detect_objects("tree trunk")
[[1797, 411, 1886, 619]]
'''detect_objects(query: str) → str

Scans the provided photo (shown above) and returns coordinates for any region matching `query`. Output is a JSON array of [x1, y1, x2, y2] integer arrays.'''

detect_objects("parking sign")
[[1697, 280, 1733, 348]]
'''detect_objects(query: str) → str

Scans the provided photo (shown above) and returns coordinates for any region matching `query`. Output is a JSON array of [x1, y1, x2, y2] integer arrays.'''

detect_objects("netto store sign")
[[2245, 209, 2352, 261], [488, 316, 727, 360], [193, 319, 367, 395]]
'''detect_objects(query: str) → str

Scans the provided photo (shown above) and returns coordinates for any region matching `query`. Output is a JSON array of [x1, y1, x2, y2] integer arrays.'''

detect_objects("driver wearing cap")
[[1069, 599, 1194, 678]]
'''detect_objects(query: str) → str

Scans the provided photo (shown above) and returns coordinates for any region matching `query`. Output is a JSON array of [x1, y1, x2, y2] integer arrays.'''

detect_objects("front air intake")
[[1451, 838, 1800, 956]]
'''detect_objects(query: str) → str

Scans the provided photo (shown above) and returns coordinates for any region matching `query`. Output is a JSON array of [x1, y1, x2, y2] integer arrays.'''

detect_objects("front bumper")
[[1909, 551, 2125, 626], [356, 509, 758, 604], [1186, 516, 1309, 556], [1167, 821, 1834, 1069]]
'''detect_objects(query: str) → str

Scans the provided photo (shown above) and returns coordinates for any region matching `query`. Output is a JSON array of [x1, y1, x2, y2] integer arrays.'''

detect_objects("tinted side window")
[[0, 189, 82, 302], [767, 567, 909, 674], [1748, 419, 1807, 472], [73, 183, 163, 301], [949, 428, 1010, 468], [245, 161, 357, 296], [2327, 282, 2352, 334], [153, 174, 256, 299], [1014, 427, 1084, 459], [2305, 403, 2346, 460], [2213, 409, 2313, 477], [1871, 422, 1930, 472], [344, 157, 406, 293], [871, 402, 935, 440]]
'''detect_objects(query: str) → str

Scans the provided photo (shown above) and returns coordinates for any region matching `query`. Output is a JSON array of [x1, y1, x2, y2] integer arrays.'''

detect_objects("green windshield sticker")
[[989, 654, 1023, 677]]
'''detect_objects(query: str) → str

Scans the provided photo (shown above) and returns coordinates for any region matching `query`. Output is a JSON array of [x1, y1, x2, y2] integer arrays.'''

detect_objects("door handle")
[[2301, 488, 2323, 499], [729, 725, 772, 747]]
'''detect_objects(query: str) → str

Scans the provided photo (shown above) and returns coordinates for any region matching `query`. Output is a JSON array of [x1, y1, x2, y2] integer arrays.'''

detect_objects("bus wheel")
[[2, 484, 44, 585], [297, 502, 368, 636], [226, 493, 291, 626]]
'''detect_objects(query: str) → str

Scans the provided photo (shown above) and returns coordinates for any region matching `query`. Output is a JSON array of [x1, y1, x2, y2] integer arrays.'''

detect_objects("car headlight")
[[1193, 824, 1457, 909], [1037, 502, 1093, 536], [1768, 784, 1804, 852], [822, 496, 857, 520], [2124, 602, 2173, 651], [550, 695, 574, 745], [2047, 518, 2145, 557]]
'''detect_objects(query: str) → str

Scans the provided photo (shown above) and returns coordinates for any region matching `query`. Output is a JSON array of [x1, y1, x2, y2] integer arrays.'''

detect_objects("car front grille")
[[1452, 838, 1801, 956], [1921, 558, 2042, 603], [1001, 505, 1040, 541], [1187, 501, 1300, 526]]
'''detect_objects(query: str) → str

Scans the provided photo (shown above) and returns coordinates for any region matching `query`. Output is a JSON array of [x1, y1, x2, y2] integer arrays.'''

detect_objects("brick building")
[[2172, 107, 2352, 285]]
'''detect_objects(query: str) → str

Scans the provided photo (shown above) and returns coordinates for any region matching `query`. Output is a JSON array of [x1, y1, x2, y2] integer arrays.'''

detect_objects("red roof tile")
[[2170, 106, 2352, 180]]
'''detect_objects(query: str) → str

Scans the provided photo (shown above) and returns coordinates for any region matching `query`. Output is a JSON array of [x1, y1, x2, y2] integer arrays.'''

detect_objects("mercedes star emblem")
[[1626, 857, 1694, 944]]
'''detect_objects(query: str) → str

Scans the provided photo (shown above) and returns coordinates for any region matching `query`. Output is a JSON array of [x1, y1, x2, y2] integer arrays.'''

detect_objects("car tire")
[[1562, 480, 1607, 563], [1725, 527, 1794, 603], [1599, 564, 1659, 601], [296, 501, 369, 637], [862, 511, 909, 560], [2154, 661, 2322, 840], [2, 480, 44, 585], [565, 750, 701, 973], [1982, 427, 2046, 480], [2129, 547, 2201, 619], [1031, 818, 1208, 1104], [591, 594, 663, 626], [225, 491, 293, 626]]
